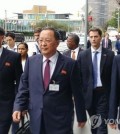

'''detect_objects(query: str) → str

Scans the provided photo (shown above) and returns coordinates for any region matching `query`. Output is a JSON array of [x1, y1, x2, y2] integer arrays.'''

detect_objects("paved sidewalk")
[[73, 112, 120, 134]]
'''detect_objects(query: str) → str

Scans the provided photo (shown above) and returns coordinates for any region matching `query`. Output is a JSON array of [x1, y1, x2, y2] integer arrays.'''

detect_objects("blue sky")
[[0, 0, 85, 19]]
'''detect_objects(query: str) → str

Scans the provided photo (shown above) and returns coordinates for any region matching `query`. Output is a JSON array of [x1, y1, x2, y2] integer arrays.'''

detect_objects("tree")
[[35, 20, 70, 31], [106, 9, 119, 29]]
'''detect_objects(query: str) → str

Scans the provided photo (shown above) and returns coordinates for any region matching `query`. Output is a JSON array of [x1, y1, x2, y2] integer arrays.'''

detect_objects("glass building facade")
[[0, 13, 82, 32]]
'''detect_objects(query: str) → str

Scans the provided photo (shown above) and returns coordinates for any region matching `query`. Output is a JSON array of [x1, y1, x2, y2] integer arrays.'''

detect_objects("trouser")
[[0, 120, 11, 134], [87, 89, 108, 134], [40, 114, 46, 134], [11, 121, 19, 134]]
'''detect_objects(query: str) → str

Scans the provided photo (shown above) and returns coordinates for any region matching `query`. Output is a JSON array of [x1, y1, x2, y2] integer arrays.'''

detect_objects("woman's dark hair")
[[17, 42, 28, 49]]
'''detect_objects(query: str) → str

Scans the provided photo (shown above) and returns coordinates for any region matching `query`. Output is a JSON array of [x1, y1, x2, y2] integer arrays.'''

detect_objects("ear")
[[2, 35, 4, 40], [1, 35, 5, 42], [56, 40, 60, 46]]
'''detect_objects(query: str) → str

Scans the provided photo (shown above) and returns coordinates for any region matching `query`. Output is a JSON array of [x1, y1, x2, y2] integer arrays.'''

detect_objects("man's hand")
[[78, 121, 86, 128], [12, 111, 21, 123], [109, 123, 117, 129]]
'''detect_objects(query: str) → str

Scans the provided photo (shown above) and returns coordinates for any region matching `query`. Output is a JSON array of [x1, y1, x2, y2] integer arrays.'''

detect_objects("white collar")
[[91, 45, 102, 53], [43, 51, 59, 64], [0, 46, 3, 56]]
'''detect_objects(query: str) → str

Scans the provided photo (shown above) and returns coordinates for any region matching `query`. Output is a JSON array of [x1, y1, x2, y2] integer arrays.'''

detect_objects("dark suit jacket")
[[0, 48, 22, 121], [115, 40, 120, 52], [78, 47, 114, 109], [102, 38, 112, 50], [108, 55, 120, 128], [14, 52, 87, 134], [87, 40, 91, 49], [63, 47, 83, 60]]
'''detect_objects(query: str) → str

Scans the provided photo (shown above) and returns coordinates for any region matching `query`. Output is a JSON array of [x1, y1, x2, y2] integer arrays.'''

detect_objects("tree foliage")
[[35, 20, 70, 31], [107, 9, 119, 28]]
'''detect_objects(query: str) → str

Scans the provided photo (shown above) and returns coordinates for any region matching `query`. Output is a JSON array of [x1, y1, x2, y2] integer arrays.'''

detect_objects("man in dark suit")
[[12, 27, 87, 134], [5, 32, 17, 52], [102, 33, 112, 50], [0, 27, 23, 134], [5, 32, 20, 134], [115, 35, 120, 55], [87, 39, 91, 49], [108, 55, 120, 130], [63, 33, 84, 133], [78, 27, 114, 134], [63, 33, 83, 60]]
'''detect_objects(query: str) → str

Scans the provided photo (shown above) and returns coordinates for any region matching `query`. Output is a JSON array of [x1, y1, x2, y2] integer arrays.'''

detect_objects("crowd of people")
[[0, 26, 120, 134]]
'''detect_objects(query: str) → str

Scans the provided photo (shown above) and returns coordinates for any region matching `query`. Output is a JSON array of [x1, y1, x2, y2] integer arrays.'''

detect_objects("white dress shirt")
[[0, 46, 3, 57], [21, 60, 26, 71], [91, 46, 102, 87], [43, 52, 59, 79], [71, 47, 79, 60], [5, 44, 17, 52]]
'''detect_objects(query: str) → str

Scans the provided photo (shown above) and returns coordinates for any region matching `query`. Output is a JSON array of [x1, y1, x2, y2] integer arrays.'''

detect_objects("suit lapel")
[[51, 53, 64, 81], [35, 55, 45, 91], [100, 48, 107, 74], [86, 48, 93, 73], [77, 47, 82, 59], [44, 52, 64, 93], [67, 50, 71, 58], [0, 48, 8, 70]]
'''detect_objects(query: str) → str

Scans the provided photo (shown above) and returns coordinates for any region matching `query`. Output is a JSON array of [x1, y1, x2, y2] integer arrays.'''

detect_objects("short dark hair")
[[67, 34, 80, 46], [0, 27, 5, 36], [6, 32, 15, 39], [41, 27, 60, 40], [34, 27, 42, 33], [88, 27, 102, 37]]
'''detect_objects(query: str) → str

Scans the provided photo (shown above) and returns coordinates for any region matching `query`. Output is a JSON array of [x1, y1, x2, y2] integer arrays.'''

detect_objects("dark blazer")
[[63, 47, 83, 60], [0, 48, 22, 122], [14, 52, 87, 134], [115, 40, 120, 53], [87, 40, 91, 49], [102, 38, 112, 50], [109, 55, 120, 128], [78, 47, 114, 109]]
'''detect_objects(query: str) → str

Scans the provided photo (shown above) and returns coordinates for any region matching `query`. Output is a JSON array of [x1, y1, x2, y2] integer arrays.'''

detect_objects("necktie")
[[44, 59, 50, 90], [92, 51, 98, 88], [71, 51, 76, 60]]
